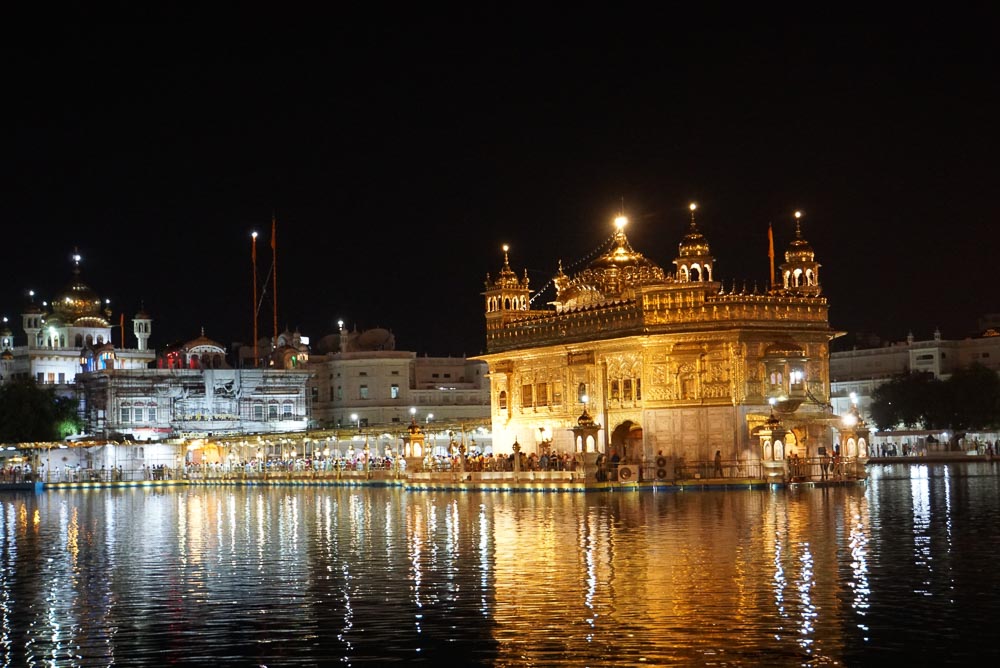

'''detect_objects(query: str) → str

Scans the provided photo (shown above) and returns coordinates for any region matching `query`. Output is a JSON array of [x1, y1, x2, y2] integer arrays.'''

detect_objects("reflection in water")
[[0, 465, 998, 665]]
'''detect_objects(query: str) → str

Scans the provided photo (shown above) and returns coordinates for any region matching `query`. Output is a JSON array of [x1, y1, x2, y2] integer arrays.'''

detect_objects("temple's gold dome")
[[559, 217, 665, 303], [51, 277, 104, 323]]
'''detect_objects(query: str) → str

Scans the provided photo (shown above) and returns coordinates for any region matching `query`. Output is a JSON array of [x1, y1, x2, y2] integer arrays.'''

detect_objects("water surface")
[[1, 462, 998, 666]]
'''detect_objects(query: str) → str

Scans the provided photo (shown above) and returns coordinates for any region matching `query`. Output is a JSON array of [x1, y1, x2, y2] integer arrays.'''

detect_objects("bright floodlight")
[[614, 216, 627, 231], [581, 394, 589, 404], [689, 202, 697, 211], [842, 413, 857, 427], [252, 231, 258, 239], [794, 210, 802, 219], [409, 407, 416, 416], [502, 244, 509, 253]]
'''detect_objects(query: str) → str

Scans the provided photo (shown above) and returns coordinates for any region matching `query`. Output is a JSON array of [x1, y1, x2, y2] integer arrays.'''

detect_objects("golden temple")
[[474, 206, 843, 472]]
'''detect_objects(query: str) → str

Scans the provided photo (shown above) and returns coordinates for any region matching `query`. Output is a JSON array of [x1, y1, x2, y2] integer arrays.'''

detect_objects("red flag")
[[270, 215, 276, 250], [120, 312, 124, 326]]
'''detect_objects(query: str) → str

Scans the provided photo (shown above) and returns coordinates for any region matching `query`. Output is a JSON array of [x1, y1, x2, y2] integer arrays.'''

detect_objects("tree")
[[943, 362, 1000, 432], [0, 380, 82, 443], [870, 371, 942, 431], [870, 364, 1000, 449]]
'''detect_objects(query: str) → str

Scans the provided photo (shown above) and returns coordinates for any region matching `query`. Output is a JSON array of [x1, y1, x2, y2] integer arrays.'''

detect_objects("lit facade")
[[830, 327, 1000, 450], [0, 254, 155, 387], [307, 324, 491, 453], [76, 329, 311, 442], [474, 209, 842, 466]]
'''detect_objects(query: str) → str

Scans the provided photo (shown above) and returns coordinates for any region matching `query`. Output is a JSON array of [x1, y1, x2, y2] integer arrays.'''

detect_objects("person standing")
[[714, 450, 723, 477]]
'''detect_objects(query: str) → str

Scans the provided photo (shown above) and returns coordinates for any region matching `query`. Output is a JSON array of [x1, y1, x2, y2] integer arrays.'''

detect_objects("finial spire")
[[689, 202, 698, 229], [794, 210, 803, 237]]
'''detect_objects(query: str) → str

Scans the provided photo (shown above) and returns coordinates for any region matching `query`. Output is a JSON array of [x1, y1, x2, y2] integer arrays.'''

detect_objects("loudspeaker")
[[653, 456, 674, 481], [618, 464, 638, 482]]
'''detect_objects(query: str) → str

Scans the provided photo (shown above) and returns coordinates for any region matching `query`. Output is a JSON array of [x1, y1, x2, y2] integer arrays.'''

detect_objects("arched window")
[[498, 390, 507, 410]]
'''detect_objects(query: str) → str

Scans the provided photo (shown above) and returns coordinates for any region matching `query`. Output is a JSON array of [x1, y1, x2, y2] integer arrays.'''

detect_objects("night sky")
[[5, 22, 998, 357]]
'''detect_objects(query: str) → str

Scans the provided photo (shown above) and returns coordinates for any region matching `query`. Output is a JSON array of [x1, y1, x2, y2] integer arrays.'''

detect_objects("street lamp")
[[351, 412, 360, 431]]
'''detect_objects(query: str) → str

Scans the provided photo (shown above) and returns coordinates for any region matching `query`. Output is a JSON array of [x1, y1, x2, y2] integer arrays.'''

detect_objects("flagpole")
[[251, 231, 259, 367], [271, 212, 278, 344], [768, 222, 775, 291]]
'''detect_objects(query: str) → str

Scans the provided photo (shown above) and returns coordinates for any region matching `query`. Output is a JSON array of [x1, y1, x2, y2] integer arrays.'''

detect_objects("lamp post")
[[251, 230, 258, 367]]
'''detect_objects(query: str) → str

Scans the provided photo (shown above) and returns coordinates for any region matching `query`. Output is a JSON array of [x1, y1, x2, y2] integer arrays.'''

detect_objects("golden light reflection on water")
[[1, 472, 997, 665]]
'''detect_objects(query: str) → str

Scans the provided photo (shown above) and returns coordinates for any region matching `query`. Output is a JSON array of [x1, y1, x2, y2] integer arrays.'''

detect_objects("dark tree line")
[[0, 380, 82, 443], [870, 363, 1000, 446]]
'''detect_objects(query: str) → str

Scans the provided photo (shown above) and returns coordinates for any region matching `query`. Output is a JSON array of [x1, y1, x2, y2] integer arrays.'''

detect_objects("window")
[[390, 384, 400, 399], [311, 387, 319, 402], [552, 382, 563, 406], [360, 385, 369, 399], [610, 380, 620, 401], [134, 408, 144, 422], [391, 370, 400, 375], [282, 402, 293, 419], [47, 372, 55, 383], [268, 403, 278, 420], [536, 382, 548, 406], [432, 373, 440, 378], [521, 384, 533, 408], [120, 407, 130, 422], [337, 386, 343, 400], [58, 372, 66, 384], [36, 372, 43, 383], [623, 379, 633, 402], [499, 390, 508, 410], [578, 383, 587, 402], [444, 373, 451, 378], [148, 408, 157, 422], [635, 378, 642, 400], [253, 404, 264, 420], [360, 371, 368, 376]]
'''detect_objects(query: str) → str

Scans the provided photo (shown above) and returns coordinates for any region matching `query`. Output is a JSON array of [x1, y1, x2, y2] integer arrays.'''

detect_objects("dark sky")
[[4, 22, 998, 357]]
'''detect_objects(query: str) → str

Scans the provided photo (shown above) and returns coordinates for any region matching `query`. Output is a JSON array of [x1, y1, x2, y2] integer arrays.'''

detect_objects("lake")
[[1, 461, 998, 666]]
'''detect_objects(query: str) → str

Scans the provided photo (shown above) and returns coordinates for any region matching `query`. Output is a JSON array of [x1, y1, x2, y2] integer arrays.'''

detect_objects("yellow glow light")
[[794, 210, 802, 219], [502, 244, 509, 253], [689, 202, 697, 211], [614, 216, 628, 230]]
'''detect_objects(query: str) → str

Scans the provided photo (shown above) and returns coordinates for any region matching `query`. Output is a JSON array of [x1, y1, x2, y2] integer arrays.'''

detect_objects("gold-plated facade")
[[474, 212, 839, 468]]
